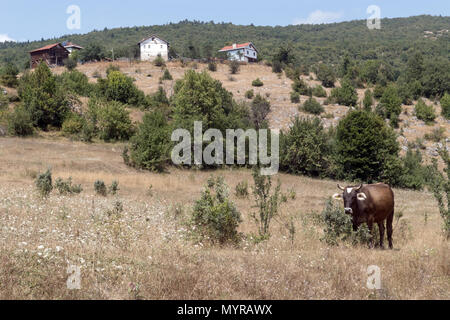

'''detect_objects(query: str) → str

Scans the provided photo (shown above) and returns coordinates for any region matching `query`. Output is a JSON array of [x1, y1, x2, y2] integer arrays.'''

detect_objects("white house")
[[218, 42, 258, 62], [138, 34, 169, 61], [62, 41, 83, 54]]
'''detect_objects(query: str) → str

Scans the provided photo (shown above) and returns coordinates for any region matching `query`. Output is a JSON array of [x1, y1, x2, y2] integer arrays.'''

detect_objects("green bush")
[[292, 78, 311, 96], [106, 64, 120, 76], [64, 58, 77, 71], [62, 112, 85, 137], [59, 70, 93, 96], [235, 180, 249, 198], [312, 85, 327, 98], [336, 110, 399, 183], [127, 111, 171, 172], [109, 180, 120, 195], [301, 97, 324, 115], [55, 177, 82, 195], [0, 63, 19, 88], [94, 180, 107, 196], [7, 106, 34, 136], [414, 99, 436, 124], [35, 169, 53, 197], [245, 89, 254, 99], [18, 62, 69, 129], [161, 69, 173, 81], [378, 85, 402, 119], [439, 93, 450, 119], [153, 55, 166, 67], [280, 117, 332, 177], [100, 70, 137, 104], [192, 176, 242, 245], [251, 94, 271, 129], [290, 91, 300, 103], [229, 61, 240, 74], [316, 63, 336, 88], [330, 78, 358, 107], [88, 99, 133, 142], [363, 89, 373, 111], [207, 61, 217, 72], [252, 78, 264, 87]]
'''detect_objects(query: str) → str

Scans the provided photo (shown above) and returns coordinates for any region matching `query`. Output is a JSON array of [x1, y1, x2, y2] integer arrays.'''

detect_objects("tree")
[[280, 117, 332, 177], [378, 85, 402, 119], [80, 44, 106, 62], [64, 58, 77, 71], [301, 97, 324, 115], [250, 94, 271, 129], [336, 110, 399, 183], [0, 63, 19, 87], [18, 62, 69, 129], [406, 52, 424, 82], [414, 99, 436, 124], [330, 78, 358, 107], [440, 92, 450, 119], [127, 111, 171, 172], [363, 89, 373, 111], [316, 63, 336, 88]]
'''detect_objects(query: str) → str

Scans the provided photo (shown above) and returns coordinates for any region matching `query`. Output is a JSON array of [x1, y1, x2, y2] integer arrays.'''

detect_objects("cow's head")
[[332, 184, 367, 215]]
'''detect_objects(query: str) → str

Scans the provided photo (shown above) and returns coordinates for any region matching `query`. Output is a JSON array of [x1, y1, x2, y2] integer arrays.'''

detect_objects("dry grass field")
[[0, 136, 448, 300]]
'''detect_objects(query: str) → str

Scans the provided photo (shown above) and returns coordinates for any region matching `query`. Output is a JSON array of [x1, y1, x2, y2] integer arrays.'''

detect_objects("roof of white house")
[[219, 42, 258, 53], [138, 34, 169, 45]]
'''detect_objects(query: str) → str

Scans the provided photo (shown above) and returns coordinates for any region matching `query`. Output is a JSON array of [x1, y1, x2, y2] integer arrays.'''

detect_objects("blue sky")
[[1, 0, 449, 42]]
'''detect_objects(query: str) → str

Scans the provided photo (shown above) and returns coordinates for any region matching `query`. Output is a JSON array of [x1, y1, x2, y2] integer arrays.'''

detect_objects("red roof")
[[29, 43, 66, 53], [219, 42, 257, 52]]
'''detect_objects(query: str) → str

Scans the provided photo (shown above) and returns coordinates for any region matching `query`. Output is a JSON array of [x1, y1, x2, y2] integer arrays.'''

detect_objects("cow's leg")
[[378, 221, 385, 249], [387, 209, 394, 249], [367, 220, 374, 248]]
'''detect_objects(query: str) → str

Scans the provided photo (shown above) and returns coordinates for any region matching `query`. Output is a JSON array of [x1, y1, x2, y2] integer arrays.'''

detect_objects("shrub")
[[439, 92, 450, 119], [316, 63, 336, 88], [251, 166, 282, 239], [252, 78, 264, 87], [336, 110, 399, 183], [161, 69, 173, 81], [0, 63, 19, 88], [272, 60, 282, 73], [62, 112, 85, 136], [106, 64, 120, 76], [153, 55, 166, 67], [424, 127, 446, 142], [373, 84, 386, 99], [35, 169, 53, 197], [7, 106, 34, 136], [109, 180, 120, 195], [235, 180, 249, 198], [207, 62, 217, 72], [55, 177, 82, 195], [378, 85, 402, 119], [330, 78, 358, 107], [301, 97, 324, 115], [245, 89, 254, 99], [290, 91, 300, 103], [127, 111, 171, 172], [292, 78, 311, 96], [191, 176, 242, 245], [415, 99, 436, 124], [312, 85, 327, 98], [100, 70, 137, 105], [363, 89, 373, 111], [59, 70, 93, 96], [229, 61, 240, 74], [280, 117, 332, 177], [18, 62, 69, 129], [251, 94, 271, 129], [64, 58, 77, 71], [89, 99, 133, 142], [94, 180, 107, 196]]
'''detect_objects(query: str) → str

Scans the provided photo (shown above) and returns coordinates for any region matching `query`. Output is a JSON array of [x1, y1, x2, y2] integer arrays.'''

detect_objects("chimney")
[[232, 43, 237, 49]]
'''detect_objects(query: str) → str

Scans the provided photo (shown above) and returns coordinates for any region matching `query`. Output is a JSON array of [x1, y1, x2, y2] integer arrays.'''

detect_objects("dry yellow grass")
[[0, 137, 448, 299]]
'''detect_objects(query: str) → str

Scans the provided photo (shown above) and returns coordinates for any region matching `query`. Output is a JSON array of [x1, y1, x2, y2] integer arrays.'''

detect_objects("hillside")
[[1, 15, 449, 70]]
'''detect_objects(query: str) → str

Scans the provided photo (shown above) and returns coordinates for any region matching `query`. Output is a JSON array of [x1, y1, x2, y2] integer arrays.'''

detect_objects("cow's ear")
[[332, 193, 342, 200], [357, 193, 367, 201]]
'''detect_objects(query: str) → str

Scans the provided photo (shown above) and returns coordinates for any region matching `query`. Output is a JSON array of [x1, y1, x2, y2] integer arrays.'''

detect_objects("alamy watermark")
[[367, 5, 381, 30], [67, 5, 81, 30], [67, 265, 81, 290], [366, 265, 381, 290], [171, 122, 279, 175]]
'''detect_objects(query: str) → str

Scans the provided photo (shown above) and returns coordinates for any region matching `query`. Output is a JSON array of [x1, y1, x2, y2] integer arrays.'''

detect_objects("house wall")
[[140, 38, 169, 61], [225, 47, 257, 62], [30, 46, 69, 68]]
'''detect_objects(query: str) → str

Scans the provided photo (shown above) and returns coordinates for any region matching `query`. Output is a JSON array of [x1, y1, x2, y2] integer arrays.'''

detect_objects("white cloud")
[[0, 34, 16, 42], [294, 10, 344, 25]]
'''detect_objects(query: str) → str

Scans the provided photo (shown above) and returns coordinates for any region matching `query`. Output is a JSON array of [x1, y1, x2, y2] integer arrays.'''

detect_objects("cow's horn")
[[337, 184, 345, 191], [355, 184, 363, 191]]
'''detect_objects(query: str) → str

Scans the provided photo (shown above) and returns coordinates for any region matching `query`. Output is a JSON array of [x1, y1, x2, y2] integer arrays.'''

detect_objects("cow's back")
[[362, 183, 394, 222]]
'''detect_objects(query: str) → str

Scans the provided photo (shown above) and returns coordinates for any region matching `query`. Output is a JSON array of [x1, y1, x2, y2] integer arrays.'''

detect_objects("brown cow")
[[332, 183, 394, 249]]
